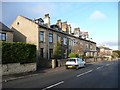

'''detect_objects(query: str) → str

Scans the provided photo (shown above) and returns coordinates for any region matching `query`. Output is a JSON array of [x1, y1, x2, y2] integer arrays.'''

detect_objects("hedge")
[[2, 42, 36, 64]]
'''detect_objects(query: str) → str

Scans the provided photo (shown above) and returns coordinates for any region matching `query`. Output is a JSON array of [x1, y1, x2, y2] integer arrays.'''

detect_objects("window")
[[40, 31, 44, 42], [57, 35, 61, 43], [63, 37, 67, 45], [0, 33, 6, 41], [70, 39, 72, 46], [49, 49, 53, 59], [40, 48, 44, 58], [90, 45, 92, 50], [86, 44, 89, 49], [72, 39, 75, 46], [49, 33, 53, 43]]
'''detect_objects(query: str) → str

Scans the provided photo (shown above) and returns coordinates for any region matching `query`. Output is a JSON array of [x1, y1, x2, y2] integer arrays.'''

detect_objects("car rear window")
[[67, 59, 76, 62]]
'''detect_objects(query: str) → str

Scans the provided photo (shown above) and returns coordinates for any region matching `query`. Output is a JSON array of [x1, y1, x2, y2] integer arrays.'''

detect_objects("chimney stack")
[[74, 27, 80, 37], [68, 24, 72, 34], [62, 21, 68, 33], [57, 19, 62, 29], [44, 14, 50, 27]]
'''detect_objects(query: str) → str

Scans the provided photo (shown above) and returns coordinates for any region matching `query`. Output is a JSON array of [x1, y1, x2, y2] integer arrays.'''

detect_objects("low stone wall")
[[85, 57, 106, 63], [59, 59, 67, 66], [58, 58, 104, 66], [2, 63, 36, 75], [85, 58, 95, 63], [51, 57, 110, 69]]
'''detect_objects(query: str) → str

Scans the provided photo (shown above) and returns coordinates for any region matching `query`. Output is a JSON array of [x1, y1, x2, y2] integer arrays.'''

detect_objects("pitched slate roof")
[[0, 21, 13, 32], [20, 15, 96, 44]]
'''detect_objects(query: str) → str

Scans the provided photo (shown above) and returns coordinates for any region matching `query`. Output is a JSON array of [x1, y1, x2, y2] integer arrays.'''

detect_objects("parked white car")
[[65, 58, 86, 69]]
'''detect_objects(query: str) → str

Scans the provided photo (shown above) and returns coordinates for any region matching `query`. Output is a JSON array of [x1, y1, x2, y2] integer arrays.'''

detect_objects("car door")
[[78, 58, 82, 67], [80, 58, 84, 67]]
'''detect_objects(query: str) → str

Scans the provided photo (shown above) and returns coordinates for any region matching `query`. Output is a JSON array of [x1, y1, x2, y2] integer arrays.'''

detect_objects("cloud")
[[97, 40, 118, 50], [89, 10, 107, 21], [105, 41, 118, 47]]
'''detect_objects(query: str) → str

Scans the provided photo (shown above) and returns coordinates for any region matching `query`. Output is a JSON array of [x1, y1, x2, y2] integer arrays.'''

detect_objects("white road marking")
[[42, 81, 64, 90], [77, 70, 93, 77], [106, 64, 110, 66], [96, 66, 104, 70], [97, 67, 101, 70]]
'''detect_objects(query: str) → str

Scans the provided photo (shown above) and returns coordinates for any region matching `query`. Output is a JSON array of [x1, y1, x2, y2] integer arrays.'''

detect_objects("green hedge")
[[2, 42, 36, 64]]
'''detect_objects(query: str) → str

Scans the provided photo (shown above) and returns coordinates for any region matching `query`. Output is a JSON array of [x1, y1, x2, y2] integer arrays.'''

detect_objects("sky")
[[0, 0, 119, 50]]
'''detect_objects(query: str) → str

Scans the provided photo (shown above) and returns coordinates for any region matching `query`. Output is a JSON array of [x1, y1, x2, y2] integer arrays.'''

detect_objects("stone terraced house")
[[0, 22, 13, 42], [10, 14, 97, 62]]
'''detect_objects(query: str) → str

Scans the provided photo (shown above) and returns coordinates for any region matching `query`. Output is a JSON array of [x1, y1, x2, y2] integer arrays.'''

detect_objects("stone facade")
[[10, 14, 97, 65], [6, 32, 13, 42], [97, 46, 113, 60]]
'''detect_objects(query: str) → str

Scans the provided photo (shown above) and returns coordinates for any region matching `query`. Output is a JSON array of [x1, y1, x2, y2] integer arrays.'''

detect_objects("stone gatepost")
[[52, 59, 56, 69], [57, 59, 61, 67]]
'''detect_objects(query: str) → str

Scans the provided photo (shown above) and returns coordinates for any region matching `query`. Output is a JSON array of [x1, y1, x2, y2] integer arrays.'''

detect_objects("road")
[[2, 60, 119, 89]]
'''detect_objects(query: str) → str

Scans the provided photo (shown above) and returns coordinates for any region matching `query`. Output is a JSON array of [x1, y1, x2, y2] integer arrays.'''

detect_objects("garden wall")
[[2, 63, 36, 75]]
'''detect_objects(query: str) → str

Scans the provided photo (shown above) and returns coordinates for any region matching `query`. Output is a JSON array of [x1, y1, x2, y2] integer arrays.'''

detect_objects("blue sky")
[[1, 1, 119, 50]]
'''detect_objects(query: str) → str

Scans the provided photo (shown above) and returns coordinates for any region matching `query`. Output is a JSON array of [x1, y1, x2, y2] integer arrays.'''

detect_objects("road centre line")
[[105, 64, 110, 66], [42, 81, 64, 90], [96, 66, 104, 70], [77, 70, 93, 77], [96, 67, 101, 70]]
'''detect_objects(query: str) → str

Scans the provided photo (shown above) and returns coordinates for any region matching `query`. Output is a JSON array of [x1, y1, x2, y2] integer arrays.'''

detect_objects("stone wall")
[[85, 57, 103, 63], [57, 58, 103, 67], [2, 63, 36, 75], [6, 32, 13, 42], [60, 59, 67, 66]]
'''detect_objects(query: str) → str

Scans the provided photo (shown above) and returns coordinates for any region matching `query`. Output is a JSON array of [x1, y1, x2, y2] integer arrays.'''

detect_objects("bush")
[[69, 52, 79, 58], [2, 42, 36, 64]]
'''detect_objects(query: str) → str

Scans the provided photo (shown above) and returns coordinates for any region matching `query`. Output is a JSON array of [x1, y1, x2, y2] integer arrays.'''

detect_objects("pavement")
[[2, 59, 119, 88], [2, 59, 117, 83], [2, 66, 66, 82]]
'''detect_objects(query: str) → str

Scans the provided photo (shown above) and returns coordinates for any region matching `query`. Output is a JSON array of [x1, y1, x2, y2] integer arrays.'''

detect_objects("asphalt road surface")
[[2, 59, 119, 89]]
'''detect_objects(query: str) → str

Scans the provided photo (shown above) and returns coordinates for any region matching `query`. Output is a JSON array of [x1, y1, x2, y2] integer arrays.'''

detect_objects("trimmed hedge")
[[2, 42, 36, 64]]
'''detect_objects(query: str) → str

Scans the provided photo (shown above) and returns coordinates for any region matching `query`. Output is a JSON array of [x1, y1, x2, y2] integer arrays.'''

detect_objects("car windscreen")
[[67, 59, 76, 62]]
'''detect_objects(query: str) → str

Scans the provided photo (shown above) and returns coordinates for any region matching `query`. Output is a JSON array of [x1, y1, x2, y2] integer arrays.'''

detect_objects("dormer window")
[[34, 18, 44, 25]]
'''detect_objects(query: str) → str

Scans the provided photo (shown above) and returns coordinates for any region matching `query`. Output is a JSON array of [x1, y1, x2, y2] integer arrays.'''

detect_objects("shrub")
[[69, 52, 79, 58], [2, 42, 36, 64]]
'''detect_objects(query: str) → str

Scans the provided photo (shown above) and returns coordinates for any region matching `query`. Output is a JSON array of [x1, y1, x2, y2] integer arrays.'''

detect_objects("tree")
[[73, 41, 83, 57], [112, 52, 119, 59], [113, 50, 120, 58], [54, 41, 62, 59]]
